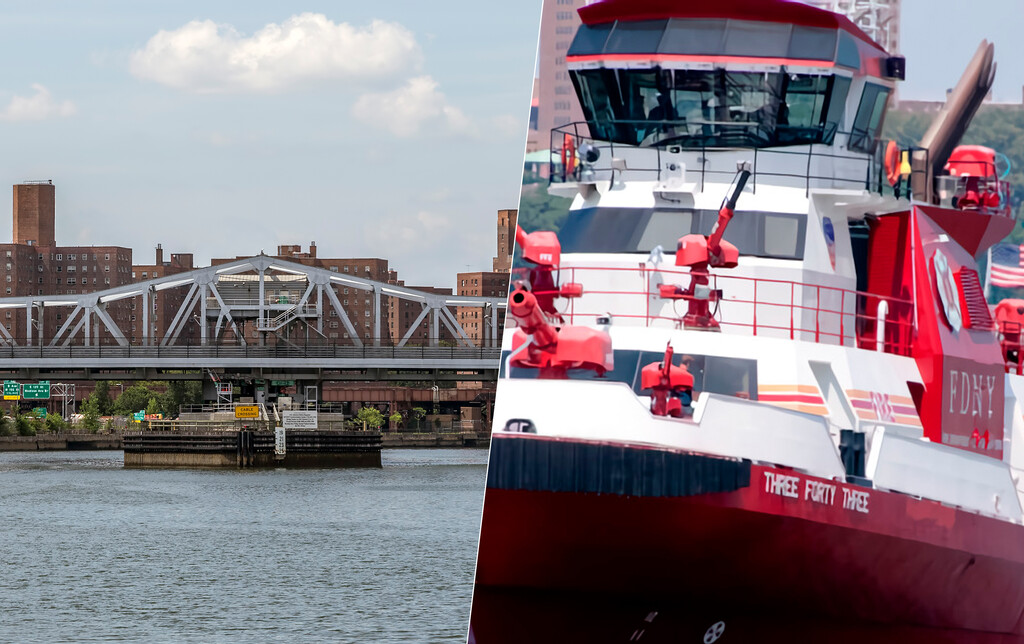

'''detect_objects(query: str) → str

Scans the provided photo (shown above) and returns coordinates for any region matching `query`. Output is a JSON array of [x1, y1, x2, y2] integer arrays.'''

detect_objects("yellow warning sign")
[[234, 405, 259, 419]]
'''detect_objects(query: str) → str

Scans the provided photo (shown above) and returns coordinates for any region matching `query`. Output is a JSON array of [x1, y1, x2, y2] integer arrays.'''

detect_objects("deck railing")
[[517, 264, 915, 356]]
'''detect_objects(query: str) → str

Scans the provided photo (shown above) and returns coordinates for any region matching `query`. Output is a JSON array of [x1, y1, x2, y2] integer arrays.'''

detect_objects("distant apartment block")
[[0, 182, 132, 342]]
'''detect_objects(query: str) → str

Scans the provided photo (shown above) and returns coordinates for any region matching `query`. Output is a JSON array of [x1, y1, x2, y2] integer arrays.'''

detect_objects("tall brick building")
[[457, 209, 517, 346], [528, 0, 587, 153], [0, 182, 133, 343]]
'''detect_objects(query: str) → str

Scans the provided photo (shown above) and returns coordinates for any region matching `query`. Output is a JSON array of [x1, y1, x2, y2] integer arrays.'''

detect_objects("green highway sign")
[[133, 411, 145, 421], [271, 380, 295, 387], [23, 382, 50, 400], [32, 408, 47, 418], [3, 381, 20, 399]]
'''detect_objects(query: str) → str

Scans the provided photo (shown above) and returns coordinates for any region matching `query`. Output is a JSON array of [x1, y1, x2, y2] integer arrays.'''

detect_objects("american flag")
[[990, 243, 1024, 288]]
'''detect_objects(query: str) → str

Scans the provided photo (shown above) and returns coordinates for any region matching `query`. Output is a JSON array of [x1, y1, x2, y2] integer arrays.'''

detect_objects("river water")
[[0, 449, 487, 643]]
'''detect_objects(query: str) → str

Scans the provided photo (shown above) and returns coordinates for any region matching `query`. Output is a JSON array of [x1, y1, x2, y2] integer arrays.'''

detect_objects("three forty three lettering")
[[763, 471, 869, 514]]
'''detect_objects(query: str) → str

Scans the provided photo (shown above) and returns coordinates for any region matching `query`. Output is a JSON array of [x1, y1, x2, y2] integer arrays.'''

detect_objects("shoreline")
[[0, 431, 490, 451]]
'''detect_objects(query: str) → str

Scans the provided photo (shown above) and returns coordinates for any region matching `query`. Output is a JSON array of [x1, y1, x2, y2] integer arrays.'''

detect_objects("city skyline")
[[0, 1, 540, 290]]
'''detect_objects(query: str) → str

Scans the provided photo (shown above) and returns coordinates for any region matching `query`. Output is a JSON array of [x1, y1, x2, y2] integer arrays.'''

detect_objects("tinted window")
[[789, 26, 837, 61], [660, 18, 726, 55], [558, 207, 806, 260], [574, 68, 848, 148], [849, 83, 891, 153], [568, 23, 613, 56], [836, 32, 861, 68], [606, 20, 666, 54], [822, 75, 852, 142], [724, 20, 791, 58]]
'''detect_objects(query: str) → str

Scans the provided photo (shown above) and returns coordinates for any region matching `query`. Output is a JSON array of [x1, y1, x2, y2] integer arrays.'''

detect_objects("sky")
[[0, 1, 541, 289], [897, 0, 1024, 102]]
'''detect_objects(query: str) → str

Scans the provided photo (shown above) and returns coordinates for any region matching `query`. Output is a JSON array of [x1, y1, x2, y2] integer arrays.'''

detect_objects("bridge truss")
[[0, 255, 507, 350]]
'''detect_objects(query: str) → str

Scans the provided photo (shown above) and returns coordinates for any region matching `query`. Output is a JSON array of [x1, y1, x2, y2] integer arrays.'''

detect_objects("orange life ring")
[[560, 134, 576, 180], [884, 140, 901, 186]]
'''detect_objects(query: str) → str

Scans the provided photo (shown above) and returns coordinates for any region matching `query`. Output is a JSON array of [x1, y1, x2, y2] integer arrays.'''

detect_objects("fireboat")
[[471, 0, 1024, 641]]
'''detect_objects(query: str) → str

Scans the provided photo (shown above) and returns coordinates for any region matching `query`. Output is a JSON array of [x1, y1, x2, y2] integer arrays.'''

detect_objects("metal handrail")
[[521, 264, 915, 356]]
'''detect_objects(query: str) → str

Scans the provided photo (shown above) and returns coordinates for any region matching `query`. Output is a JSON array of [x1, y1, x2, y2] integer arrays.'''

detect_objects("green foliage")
[[517, 183, 573, 234], [91, 381, 114, 415], [411, 407, 427, 421], [12, 410, 35, 436], [389, 412, 402, 428], [355, 407, 385, 430], [45, 414, 68, 433], [0, 408, 12, 437], [81, 397, 101, 432], [112, 382, 163, 416], [163, 381, 203, 418]]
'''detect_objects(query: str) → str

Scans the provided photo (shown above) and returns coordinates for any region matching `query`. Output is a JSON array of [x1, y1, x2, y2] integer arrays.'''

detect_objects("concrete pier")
[[123, 430, 382, 468]]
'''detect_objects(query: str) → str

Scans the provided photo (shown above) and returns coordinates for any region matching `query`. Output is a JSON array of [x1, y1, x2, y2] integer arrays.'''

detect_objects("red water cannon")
[[945, 145, 1005, 212], [660, 164, 751, 330], [514, 225, 583, 319], [640, 343, 695, 417], [508, 284, 613, 379], [994, 298, 1024, 372]]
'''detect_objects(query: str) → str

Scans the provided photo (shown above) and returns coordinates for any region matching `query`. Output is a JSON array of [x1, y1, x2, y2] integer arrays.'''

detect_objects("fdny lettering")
[[763, 471, 799, 498], [804, 479, 836, 506], [948, 370, 996, 419], [842, 488, 870, 513]]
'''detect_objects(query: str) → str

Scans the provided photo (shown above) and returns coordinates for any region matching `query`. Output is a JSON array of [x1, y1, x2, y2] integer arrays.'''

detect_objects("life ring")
[[560, 134, 576, 180], [884, 140, 901, 186]]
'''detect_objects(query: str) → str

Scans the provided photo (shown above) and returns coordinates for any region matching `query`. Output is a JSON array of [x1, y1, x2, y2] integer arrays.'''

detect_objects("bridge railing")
[[0, 343, 502, 362]]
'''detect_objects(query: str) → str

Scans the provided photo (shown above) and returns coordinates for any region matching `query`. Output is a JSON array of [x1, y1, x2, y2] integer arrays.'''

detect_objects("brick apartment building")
[[0, 182, 133, 343], [210, 245, 396, 344], [131, 244, 195, 342], [456, 209, 517, 346]]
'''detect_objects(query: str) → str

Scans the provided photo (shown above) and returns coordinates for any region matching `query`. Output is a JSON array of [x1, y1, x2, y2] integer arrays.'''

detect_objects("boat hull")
[[474, 434, 1024, 636]]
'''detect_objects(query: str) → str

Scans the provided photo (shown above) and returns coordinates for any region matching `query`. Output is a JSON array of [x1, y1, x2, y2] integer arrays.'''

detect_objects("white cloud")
[[364, 210, 452, 254], [130, 13, 422, 93], [0, 84, 76, 121], [351, 76, 474, 138]]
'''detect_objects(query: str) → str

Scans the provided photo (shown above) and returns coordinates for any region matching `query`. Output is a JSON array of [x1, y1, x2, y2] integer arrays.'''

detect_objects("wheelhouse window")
[[572, 68, 849, 148], [557, 207, 806, 260], [849, 83, 890, 153]]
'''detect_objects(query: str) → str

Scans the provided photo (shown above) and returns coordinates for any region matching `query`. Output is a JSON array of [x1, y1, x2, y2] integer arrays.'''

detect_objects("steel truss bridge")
[[0, 255, 505, 379]]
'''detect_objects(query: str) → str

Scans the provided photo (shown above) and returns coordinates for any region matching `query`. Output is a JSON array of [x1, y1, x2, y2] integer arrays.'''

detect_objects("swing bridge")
[[0, 255, 505, 382]]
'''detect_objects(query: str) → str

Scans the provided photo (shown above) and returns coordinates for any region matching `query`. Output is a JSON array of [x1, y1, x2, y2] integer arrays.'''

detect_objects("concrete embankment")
[[0, 433, 122, 451], [123, 430, 383, 468], [0, 430, 489, 452]]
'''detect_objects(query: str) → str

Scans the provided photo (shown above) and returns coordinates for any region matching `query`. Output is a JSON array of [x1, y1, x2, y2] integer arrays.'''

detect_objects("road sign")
[[235, 405, 259, 419], [275, 427, 286, 455], [32, 408, 47, 418], [271, 380, 295, 387], [3, 381, 20, 400], [282, 410, 317, 430], [133, 411, 145, 421], [23, 382, 50, 400]]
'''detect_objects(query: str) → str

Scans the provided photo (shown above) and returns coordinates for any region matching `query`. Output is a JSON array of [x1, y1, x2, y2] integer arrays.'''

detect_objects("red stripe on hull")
[[476, 456, 1024, 635]]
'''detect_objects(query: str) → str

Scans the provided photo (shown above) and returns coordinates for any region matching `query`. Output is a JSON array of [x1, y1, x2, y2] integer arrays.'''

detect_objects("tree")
[[0, 408, 12, 437], [355, 407, 385, 430], [164, 381, 203, 418], [389, 412, 402, 430], [12, 409, 35, 436], [81, 397, 101, 432], [91, 381, 114, 415], [45, 414, 68, 433], [147, 396, 162, 417], [112, 383, 161, 416]]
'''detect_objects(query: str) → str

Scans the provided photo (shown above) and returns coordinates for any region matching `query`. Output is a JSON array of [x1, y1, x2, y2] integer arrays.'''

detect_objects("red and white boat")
[[472, 0, 1024, 640]]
